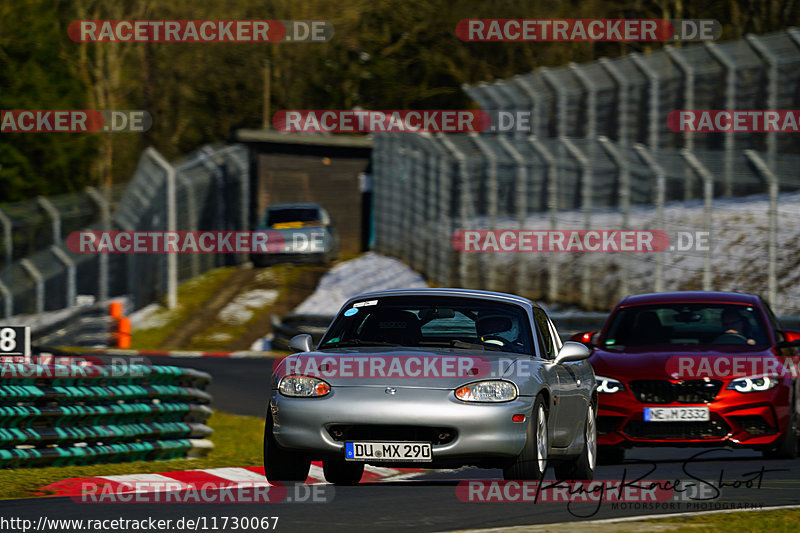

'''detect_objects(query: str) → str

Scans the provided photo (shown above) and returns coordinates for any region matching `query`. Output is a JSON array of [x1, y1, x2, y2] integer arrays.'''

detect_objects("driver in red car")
[[716, 308, 756, 345]]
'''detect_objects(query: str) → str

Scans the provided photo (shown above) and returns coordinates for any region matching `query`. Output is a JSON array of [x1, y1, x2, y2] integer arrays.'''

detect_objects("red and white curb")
[[38, 462, 423, 497]]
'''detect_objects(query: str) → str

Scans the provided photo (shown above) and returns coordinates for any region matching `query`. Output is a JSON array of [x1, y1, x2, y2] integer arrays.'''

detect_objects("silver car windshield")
[[320, 296, 534, 355]]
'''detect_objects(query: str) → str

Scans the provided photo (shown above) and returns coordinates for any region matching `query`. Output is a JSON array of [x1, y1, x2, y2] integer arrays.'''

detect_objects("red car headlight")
[[727, 376, 779, 393]]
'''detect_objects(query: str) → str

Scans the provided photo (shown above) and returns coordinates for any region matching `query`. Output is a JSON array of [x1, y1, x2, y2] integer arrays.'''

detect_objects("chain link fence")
[[0, 144, 249, 318], [373, 28, 800, 315]]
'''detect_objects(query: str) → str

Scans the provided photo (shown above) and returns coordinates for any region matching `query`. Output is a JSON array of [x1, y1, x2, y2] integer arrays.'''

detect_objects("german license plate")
[[644, 406, 710, 422], [344, 441, 432, 462]]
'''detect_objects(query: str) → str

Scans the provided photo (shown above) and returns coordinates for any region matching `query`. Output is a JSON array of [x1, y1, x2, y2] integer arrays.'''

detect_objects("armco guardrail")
[[270, 314, 333, 351], [0, 354, 212, 468]]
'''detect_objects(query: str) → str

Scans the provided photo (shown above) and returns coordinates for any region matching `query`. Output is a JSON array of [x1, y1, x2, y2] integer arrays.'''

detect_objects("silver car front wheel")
[[503, 395, 548, 481]]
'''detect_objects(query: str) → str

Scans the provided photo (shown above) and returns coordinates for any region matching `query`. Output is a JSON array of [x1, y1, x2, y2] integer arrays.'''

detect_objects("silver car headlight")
[[278, 375, 331, 397], [455, 380, 518, 402], [596, 375, 625, 394], [727, 376, 779, 393]]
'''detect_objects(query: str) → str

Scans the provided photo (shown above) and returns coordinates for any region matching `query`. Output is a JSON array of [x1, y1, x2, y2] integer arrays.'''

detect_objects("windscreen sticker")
[[353, 300, 378, 308], [344, 308, 359, 317]]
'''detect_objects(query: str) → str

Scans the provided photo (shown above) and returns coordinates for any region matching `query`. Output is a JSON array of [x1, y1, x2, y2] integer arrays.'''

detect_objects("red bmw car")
[[575, 291, 800, 462]]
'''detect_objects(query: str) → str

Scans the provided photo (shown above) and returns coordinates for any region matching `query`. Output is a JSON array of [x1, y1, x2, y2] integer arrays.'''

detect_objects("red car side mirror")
[[569, 330, 598, 346]]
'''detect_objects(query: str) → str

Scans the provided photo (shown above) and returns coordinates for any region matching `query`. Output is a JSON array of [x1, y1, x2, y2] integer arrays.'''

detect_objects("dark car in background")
[[251, 202, 339, 267], [575, 291, 800, 463]]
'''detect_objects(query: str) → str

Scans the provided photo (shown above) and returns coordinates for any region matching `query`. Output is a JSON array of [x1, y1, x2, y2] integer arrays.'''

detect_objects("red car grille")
[[622, 419, 731, 440], [629, 379, 723, 404]]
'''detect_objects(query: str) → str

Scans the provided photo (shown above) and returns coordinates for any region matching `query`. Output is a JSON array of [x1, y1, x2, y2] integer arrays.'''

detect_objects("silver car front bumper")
[[270, 385, 534, 462]]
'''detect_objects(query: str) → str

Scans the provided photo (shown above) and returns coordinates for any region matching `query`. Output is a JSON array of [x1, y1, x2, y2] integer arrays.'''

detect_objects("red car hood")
[[589, 345, 774, 381]]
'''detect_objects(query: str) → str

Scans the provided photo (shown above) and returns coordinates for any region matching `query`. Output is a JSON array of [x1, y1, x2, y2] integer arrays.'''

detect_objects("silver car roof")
[[341, 288, 537, 310]]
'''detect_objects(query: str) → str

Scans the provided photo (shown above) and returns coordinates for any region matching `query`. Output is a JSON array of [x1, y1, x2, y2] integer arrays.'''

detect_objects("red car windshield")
[[600, 303, 770, 348]]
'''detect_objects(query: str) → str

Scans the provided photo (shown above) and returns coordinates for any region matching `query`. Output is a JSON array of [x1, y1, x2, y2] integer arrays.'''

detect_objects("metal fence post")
[[743, 150, 778, 306], [681, 150, 714, 290], [528, 137, 558, 301], [745, 34, 778, 170], [433, 134, 455, 286], [146, 147, 178, 310], [570, 63, 597, 139], [471, 134, 500, 291], [633, 144, 666, 292], [512, 76, 544, 137], [540, 68, 568, 136], [664, 46, 695, 152], [705, 42, 737, 196], [36, 196, 62, 247], [86, 187, 110, 302], [497, 136, 529, 296], [598, 136, 630, 297], [50, 245, 76, 308], [561, 137, 592, 308], [0, 208, 12, 268], [20, 259, 44, 314], [0, 280, 11, 318], [439, 135, 474, 288], [630, 53, 660, 150], [599, 58, 629, 146], [174, 171, 199, 278]]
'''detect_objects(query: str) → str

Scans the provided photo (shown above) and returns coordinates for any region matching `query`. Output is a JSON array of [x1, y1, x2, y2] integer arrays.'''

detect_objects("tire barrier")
[[0, 356, 213, 468]]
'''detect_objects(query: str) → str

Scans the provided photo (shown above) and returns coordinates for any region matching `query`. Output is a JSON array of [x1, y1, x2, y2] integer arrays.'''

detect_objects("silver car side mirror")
[[555, 341, 591, 365], [289, 334, 313, 353]]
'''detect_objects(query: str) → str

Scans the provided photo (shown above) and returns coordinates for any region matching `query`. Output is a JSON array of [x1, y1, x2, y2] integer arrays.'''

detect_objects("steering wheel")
[[480, 335, 508, 347], [713, 332, 748, 345]]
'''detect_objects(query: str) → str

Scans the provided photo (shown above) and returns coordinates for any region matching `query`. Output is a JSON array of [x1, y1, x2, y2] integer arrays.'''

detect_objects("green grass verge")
[[185, 264, 304, 351], [643, 509, 800, 532], [0, 411, 264, 500], [130, 266, 238, 350]]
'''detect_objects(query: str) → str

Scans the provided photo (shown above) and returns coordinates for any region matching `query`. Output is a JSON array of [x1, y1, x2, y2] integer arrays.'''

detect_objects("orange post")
[[117, 317, 132, 349], [109, 301, 123, 319]]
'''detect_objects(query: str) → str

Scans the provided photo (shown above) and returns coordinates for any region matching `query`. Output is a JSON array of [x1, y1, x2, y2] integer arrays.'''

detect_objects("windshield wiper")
[[323, 339, 402, 348]]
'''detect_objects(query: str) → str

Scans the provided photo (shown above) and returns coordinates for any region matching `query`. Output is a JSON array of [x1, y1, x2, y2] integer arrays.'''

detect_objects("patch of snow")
[[130, 303, 171, 331], [218, 289, 279, 325], [293, 252, 428, 317], [454, 191, 800, 315], [202, 332, 233, 342]]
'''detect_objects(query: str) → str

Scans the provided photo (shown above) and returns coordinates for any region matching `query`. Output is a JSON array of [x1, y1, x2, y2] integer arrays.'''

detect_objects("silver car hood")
[[275, 347, 530, 389]]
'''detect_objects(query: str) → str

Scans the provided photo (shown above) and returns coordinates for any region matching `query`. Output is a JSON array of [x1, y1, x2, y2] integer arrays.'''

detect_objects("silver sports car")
[[265, 288, 597, 484]]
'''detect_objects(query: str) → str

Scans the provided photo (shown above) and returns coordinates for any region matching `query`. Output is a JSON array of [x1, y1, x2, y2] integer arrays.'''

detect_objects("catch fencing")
[[0, 354, 212, 468], [0, 144, 250, 319], [372, 29, 800, 315]]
